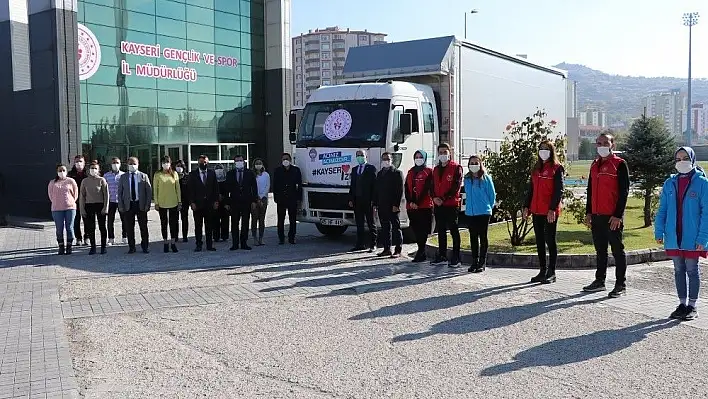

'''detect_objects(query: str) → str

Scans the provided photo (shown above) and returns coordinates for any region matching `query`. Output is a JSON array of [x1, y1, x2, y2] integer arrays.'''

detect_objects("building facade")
[[578, 108, 607, 128], [643, 89, 686, 137], [565, 80, 579, 160], [291, 26, 386, 106], [0, 0, 291, 217], [688, 103, 707, 136]]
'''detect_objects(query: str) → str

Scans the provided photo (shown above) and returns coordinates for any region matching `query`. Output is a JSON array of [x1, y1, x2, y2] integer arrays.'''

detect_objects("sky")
[[291, 0, 708, 79]]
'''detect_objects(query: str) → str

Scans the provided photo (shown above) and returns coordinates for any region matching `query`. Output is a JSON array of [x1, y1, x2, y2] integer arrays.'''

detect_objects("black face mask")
[[199, 163, 207, 170]]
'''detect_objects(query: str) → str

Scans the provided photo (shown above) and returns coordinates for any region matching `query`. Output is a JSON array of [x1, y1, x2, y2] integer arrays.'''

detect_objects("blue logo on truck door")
[[319, 151, 352, 165]]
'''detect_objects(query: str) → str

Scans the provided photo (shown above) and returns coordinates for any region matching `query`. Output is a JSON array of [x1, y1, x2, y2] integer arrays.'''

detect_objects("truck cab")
[[288, 82, 438, 238]]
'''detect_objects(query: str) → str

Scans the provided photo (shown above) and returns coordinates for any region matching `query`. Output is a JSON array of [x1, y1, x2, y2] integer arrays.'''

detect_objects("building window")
[[320, 34, 329, 41], [333, 34, 343, 40], [333, 42, 345, 49], [322, 80, 331, 86], [322, 61, 330, 69], [322, 70, 330, 78], [321, 43, 330, 51], [296, 57, 301, 62], [296, 92, 301, 98], [295, 38, 300, 44], [296, 74, 302, 80], [321, 51, 330, 59], [296, 66, 301, 72], [295, 48, 300, 53], [359, 35, 368, 41], [423, 102, 435, 132]]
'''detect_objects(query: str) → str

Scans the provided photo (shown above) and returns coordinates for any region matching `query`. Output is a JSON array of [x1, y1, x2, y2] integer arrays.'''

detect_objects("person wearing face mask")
[[405, 150, 434, 262], [523, 140, 564, 284], [187, 155, 220, 252], [464, 155, 496, 273], [153, 155, 181, 253], [655, 147, 708, 321], [273, 153, 302, 244], [373, 152, 404, 258], [68, 155, 89, 245], [117, 157, 153, 254], [48, 164, 79, 255], [212, 164, 230, 243], [225, 155, 258, 250], [348, 149, 378, 252], [79, 161, 109, 255], [251, 158, 270, 246], [583, 133, 631, 297], [104, 157, 126, 245], [432, 143, 464, 268], [175, 160, 190, 242]]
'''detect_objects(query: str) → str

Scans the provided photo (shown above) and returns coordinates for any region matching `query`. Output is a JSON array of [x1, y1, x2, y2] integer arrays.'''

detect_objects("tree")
[[578, 138, 594, 160], [485, 110, 567, 246], [624, 114, 675, 227]]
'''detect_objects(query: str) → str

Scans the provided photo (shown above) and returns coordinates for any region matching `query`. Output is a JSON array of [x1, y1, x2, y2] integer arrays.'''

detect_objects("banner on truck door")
[[297, 147, 359, 186]]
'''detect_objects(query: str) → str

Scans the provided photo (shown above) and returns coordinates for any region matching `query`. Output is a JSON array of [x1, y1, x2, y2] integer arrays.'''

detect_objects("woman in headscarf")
[[655, 146, 708, 321], [463, 154, 496, 273], [405, 150, 434, 262]]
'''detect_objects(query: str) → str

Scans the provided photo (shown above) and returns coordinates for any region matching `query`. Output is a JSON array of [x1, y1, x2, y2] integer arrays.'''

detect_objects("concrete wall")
[[264, 0, 291, 170]]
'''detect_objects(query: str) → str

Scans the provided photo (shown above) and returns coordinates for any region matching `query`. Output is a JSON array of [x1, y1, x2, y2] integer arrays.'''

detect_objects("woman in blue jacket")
[[464, 154, 496, 273], [655, 146, 708, 321]]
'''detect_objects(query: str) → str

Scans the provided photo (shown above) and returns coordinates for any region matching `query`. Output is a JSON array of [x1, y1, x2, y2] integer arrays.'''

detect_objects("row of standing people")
[[48, 153, 303, 255]]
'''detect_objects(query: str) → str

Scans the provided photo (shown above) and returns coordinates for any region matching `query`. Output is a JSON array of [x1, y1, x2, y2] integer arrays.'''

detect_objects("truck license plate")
[[320, 218, 344, 226]]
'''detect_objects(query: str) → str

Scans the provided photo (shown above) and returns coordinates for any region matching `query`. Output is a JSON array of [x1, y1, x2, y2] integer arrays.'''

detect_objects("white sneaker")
[[121, 238, 127, 244], [108, 238, 114, 246], [76, 239, 83, 246]]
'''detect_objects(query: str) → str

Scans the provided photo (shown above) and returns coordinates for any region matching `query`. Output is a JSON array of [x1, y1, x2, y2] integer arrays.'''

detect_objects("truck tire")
[[316, 224, 348, 238]]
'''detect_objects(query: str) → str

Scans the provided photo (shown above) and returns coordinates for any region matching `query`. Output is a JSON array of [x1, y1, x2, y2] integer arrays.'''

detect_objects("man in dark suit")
[[117, 157, 153, 254], [225, 155, 258, 251], [187, 155, 220, 252], [348, 149, 378, 252], [273, 152, 302, 245], [374, 152, 404, 258]]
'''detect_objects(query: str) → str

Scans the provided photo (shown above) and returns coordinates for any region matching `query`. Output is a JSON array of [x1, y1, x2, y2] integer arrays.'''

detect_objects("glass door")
[[164, 145, 183, 164]]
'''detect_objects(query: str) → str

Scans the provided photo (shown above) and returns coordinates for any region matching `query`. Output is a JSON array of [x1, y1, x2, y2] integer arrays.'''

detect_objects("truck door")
[[391, 101, 423, 174]]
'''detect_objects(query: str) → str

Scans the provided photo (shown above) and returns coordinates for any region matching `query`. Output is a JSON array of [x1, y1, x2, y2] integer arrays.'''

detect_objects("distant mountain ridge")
[[554, 63, 708, 124]]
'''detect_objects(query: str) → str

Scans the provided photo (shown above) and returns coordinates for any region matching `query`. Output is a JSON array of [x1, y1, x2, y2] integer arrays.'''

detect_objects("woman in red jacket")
[[522, 140, 564, 284], [405, 150, 434, 262]]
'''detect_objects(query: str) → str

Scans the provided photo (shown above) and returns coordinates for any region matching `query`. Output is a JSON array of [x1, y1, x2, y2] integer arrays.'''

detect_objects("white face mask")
[[162, 163, 171, 171], [597, 146, 611, 158], [215, 170, 226, 180], [469, 165, 480, 173], [676, 160, 694, 174], [538, 150, 551, 161], [89, 168, 99, 177], [381, 160, 391, 168], [282, 160, 291, 167], [438, 154, 449, 164], [234, 161, 245, 169], [414, 158, 424, 167], [75, 161, 85, 170], [128, 164, 139, 173], [111, 163, 120, 172], [255, 164, 264, 170], [57, 171, 67, 179], [175, 167, 184, 173]]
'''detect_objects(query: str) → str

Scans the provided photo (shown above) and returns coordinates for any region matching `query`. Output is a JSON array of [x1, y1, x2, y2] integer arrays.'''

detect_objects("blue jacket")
[[464, 174, 496, 216], [654, 169, 708, 250]]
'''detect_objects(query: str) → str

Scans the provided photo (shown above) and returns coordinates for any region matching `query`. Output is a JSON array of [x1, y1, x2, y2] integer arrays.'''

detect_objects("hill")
[[554, 63, 708, 124]]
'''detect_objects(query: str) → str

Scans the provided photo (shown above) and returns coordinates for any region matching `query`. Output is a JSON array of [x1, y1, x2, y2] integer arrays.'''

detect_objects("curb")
[[425, 243, 669, 269]]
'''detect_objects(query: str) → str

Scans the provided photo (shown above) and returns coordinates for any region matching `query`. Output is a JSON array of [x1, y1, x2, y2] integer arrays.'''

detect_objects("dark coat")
[[374, 167, 404, 211], [273, 165, 302, 205], [187, 168, 220, 210], [225, 168, 258, 209], [349, 163, 377, 205]]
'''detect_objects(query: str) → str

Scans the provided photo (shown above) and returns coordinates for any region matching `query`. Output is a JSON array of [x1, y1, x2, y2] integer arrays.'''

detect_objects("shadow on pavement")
[[306, 270, 463, 299], [350, 282, 533, 320], [480, 319, 678, 376], [392, 292, 607, 343]]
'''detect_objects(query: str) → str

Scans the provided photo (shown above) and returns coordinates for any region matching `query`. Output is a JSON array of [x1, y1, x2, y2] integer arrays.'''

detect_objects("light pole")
[[464, 9, 479, 39], [684, 12, 699, 146]]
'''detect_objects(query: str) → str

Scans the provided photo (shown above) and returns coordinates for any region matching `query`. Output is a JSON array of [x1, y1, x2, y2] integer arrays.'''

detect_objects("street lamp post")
[[684, 12, 699, 146], [464, 9, 479, 39]]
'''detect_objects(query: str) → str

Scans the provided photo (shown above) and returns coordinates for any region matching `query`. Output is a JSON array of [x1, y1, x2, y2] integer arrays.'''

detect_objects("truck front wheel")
[[316, 224, 348, 238]]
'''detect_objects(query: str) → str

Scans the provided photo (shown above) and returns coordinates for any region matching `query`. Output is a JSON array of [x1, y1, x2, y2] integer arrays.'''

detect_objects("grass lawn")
[[430, 197, 659, 254]]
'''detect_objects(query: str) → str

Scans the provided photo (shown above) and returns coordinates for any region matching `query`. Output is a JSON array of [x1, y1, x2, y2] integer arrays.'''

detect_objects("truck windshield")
[[296, 100, 390, 148]]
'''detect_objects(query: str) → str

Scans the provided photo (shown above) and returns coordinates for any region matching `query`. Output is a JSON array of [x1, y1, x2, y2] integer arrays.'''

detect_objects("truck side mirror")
[[289, 132, 297, 144], [399, 113, 412, 138], [288, 113, 297, 133]]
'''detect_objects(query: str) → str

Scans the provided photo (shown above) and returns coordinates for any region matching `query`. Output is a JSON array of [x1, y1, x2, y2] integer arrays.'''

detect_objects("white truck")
[[288, 35, 567, 239]]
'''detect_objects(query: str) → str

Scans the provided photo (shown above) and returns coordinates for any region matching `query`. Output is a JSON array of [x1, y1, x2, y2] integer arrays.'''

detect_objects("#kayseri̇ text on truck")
[[288, 35, 567, 240]]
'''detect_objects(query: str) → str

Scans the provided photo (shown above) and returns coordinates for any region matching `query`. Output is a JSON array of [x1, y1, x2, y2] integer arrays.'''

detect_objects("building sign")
[[78, 24, 101, 81], [299, 147, 358, 186]]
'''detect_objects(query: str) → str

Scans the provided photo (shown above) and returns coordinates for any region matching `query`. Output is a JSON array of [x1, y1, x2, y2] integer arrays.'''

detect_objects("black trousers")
[[408, 208, 432, 254], [532, 214, 558, 271], [212, 206, 230, 240], [435, 206, 461, 257], [193, 207, 214, 248], [179, 206, 189, 240], [84, 203, 107, 249], [73, 205, 87, 242], [277, 202, 298, 240], [107, 202, 126, 240], [125, 201, 149, 250], [379, 210, 402, 250], [354, 200, 377, 248], [591, 214, 627, 287], [158, 206, 179, 241], [468, 214, 491, 263], [231, 204, 251, 247]]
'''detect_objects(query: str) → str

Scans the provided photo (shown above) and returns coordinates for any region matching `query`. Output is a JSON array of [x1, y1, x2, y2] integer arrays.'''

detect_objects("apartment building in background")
[[566, 80, 579, 160], [643, 89, 687, 137], [292, 27, 386, 106], [578, 108, 608, 128], [687, 103, 708, 136]]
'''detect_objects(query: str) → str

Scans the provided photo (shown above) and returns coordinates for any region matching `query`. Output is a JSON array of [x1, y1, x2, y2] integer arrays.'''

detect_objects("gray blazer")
[[117, 171, 153, 212]]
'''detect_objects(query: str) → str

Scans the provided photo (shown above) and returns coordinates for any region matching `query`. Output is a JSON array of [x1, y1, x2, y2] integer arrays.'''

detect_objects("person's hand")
[[348, 201, 353, 208], [433, 198, 443, 206], [251, 202, 257, 211], [154, 205, 160, 211], [392, 206, 399, 212], [522, 208, 529, 219], [410, 203, 418, 210], [585, 214, 592, 227], [190, 203, 196, 211], [698, 244, 705, 251], [547, 210, 556, 224], [656, 238, 663, 245], [177, 203, 182, 211], [101, 209, 107, 215], [225, 205, 230, 211], [609, 216, 622, 231]]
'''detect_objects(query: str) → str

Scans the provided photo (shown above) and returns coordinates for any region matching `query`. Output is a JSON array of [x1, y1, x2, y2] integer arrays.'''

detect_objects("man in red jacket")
[[583, 133, 630, 298], [432, 143, 463, 267]]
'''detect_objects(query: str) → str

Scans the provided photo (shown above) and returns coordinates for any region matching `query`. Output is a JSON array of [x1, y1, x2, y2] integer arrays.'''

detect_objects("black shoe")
[[58, 244, 65, 256], [88, 247, 96, 255], [207, 247, 217, 252], [608, 286, 626, 298], [142, 248, 150, 254], [670, 304, 688, 319], [412, 254, 427, 263], [66, 243, 73, 255], [683, 306, 698, 321], [377, 249, 392, 257], [467, 260, 479, 273], [391, 247, 402, 258], [241, 244, 252, 250], [128, 247, 136, 254], [350, 246, 367, 252], [230, 246, 238, 251], [182, 238, 188, 243], [530, 270, 547, 283], [288, 238, 296, 244], [194, 246, 202, 252], [448, 255, 461, 268], [431, 255, 448, 266], [583, 280, 606, 293], [171, 244, 178, 253], [164, 244, 170, 253], [100, 247, 107, 255], [542, 274, 557, 284]]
